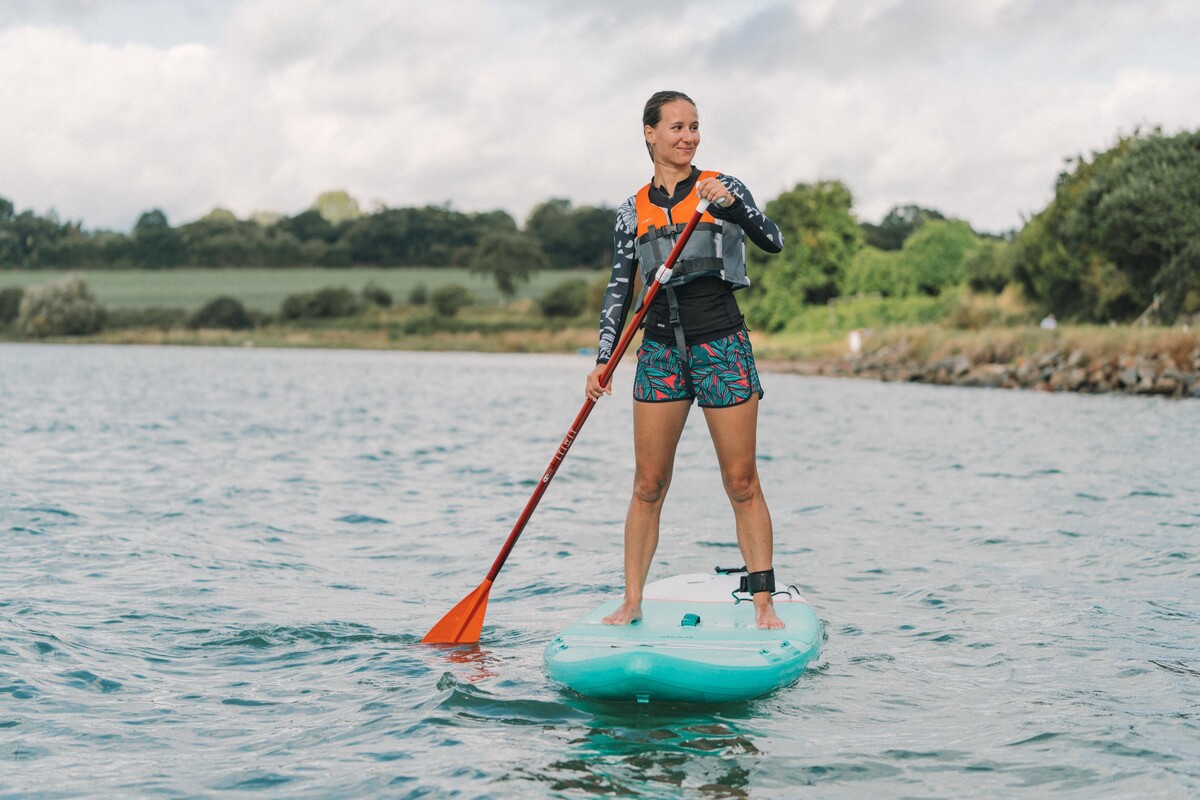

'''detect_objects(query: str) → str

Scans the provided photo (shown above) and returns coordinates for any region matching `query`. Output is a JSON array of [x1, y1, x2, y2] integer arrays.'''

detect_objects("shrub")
[[963, 239, 1018, 294], [17, 276, 105, 337], [105, 306, 188, 330], [280, 286, 363, 320], [408, 284, 429, 306], [188, 296, 253, 330], [0, 286, 23, 325], [361, 281, 393, 308], [791, 294, 945, 333], [538, 278, 589, 318], [842, 247, 912, 297], [430, 284, 474, 317]]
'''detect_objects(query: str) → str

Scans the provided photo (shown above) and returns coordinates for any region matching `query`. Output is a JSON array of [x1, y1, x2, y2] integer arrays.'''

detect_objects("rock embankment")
[[777, 343, 1200, 398]]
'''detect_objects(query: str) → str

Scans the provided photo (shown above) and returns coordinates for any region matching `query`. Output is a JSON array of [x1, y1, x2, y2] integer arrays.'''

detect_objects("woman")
[[586, 90, 786, 629]]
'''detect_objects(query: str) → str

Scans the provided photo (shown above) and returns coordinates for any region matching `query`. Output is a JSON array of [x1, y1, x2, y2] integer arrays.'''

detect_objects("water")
[[2, 343, 1198, 798]]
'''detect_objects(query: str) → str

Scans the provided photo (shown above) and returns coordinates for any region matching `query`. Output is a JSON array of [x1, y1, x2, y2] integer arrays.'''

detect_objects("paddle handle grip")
[[483, 200, 711, 582]]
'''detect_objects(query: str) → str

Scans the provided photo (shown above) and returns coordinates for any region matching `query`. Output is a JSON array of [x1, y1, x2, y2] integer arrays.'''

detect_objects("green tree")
[[468, 231, 549, 299], [898, 219, 979, 296], [745, 181, 860, 331], [313, 190, 362, 225], [1069, 129, 1200, 319], [526, 199, 614, 269], [278, 208, 339, 243], [861, 204, 946, 251], [963, 238, 1018, 293], [841, 246, 910, 297], [1014, 137, 1135, 320], [133, 209, 187, 268]]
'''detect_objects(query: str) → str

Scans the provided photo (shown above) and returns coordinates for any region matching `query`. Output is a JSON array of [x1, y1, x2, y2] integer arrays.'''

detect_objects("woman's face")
[[645, 100, 699, 168]]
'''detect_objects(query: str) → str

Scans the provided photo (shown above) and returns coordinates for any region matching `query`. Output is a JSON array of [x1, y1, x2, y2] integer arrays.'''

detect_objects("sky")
[[1, 0, 1198, 235]]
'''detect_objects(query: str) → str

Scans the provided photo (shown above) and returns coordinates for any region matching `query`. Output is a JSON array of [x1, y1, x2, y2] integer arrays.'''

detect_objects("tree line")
[[3, 127, 1197, 325], [0, 190, 615, 274], [746, 127, 1199, 329]]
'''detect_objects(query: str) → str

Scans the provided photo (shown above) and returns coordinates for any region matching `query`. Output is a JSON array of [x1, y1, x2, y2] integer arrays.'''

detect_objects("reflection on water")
[[2, 344, 1199, 797], [531, 700, 761, 798]]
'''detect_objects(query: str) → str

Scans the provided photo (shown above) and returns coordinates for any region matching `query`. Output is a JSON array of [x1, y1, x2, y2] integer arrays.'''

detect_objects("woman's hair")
[[642, 90, 696, 159]]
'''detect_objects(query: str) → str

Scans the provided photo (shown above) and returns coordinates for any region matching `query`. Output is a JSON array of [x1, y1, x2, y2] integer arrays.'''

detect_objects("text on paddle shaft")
[[543, 429, 579, 482]]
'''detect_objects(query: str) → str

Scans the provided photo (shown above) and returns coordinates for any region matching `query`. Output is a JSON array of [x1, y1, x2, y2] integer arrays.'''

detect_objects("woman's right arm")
[[588, 198, 638, 399]]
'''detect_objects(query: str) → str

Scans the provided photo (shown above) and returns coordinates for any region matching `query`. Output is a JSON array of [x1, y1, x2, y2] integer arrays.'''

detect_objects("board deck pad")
[[544, 573, 822, 703]]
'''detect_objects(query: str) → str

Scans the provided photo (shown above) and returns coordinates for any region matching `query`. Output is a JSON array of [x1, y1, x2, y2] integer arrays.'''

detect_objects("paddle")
[[422, 198, 714, 644]]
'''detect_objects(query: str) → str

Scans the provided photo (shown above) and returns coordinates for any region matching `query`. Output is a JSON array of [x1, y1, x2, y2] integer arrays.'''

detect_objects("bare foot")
[[755, 598, 786, 629], [602, 599, 643, 625]]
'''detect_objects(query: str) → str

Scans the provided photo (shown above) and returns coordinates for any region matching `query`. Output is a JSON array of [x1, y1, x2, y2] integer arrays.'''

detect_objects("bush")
[[280, 286, 363, 320], [964, 239, 1018, 293], [17, 276, 105, 337], [361, 281, 393, 308], [898, 219, 980, 296], [0, 286, 23, 325], [188, 296, 253, 330], [790, 294, 946, 333], [408, 284, 428, 306], [104, 306, 188, 330], [430, 284, 474, 317], [842, 247, 912, 297], [538, 278, 589, 318]]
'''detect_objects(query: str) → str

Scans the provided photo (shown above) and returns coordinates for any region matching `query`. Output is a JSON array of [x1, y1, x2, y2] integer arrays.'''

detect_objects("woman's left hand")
[[696, 177, 736, 209]]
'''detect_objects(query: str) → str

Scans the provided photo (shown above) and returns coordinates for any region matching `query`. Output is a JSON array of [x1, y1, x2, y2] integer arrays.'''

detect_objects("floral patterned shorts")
[[633, 328, 763, 408]]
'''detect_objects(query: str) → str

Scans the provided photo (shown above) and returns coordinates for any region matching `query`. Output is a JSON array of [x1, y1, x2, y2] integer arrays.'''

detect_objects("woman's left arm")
[[709, 175, 784, 254]]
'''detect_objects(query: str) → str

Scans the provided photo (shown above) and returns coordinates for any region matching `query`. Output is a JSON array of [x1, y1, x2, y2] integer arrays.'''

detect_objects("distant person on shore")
[[584, 90, 786, 629], [1041, 313, 1058, 330]]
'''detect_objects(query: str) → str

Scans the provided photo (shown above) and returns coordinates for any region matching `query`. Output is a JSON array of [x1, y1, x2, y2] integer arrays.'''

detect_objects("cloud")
[[0, 0, 1198, 233]]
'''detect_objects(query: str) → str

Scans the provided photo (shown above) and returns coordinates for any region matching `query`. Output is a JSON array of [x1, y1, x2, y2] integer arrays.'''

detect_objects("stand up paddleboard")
[[544, 572, 822, 703]]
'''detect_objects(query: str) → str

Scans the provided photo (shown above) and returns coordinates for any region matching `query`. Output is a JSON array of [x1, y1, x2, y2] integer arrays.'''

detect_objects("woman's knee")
[[722, 466, 761, 504], [632, 470, 671, 504]]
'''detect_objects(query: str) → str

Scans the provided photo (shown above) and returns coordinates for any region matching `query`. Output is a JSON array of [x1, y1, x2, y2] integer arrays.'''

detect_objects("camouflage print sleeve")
[[713, 175, 784, 254], [596, 196, 639, 364]]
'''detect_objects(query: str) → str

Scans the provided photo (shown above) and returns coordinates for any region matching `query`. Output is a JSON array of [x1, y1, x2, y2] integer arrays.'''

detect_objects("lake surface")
[[2, 344, 1198, 798]]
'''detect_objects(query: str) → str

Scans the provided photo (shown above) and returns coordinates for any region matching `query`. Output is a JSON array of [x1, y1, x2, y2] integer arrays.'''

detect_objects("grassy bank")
[[0, 267, 601, 310]]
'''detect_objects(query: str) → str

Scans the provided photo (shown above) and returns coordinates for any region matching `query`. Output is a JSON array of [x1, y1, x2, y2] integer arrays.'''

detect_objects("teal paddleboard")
[[544, 573, 822, 703]]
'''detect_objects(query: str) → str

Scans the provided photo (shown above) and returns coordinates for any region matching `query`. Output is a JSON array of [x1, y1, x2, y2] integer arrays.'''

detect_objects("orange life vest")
[[632, 170, 744, 289]]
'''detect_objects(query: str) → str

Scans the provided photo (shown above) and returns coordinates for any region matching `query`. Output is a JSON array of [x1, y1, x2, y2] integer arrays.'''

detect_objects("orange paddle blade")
[[421, 578, 493, 644]]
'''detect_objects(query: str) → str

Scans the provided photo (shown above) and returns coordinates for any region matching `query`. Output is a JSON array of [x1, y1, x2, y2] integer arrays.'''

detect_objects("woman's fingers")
[[696, 178, 733, 207]]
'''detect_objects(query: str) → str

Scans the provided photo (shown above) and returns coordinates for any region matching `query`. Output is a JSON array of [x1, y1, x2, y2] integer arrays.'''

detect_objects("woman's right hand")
[[586, 363, 611, 400]]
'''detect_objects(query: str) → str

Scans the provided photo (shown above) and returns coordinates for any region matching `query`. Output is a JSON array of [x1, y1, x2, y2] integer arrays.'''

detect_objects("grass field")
[[0, 267, 604, 311]]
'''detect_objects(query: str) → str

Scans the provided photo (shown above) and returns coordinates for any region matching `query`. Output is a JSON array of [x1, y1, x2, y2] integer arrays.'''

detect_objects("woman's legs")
[[602, 399, 691, 625], [702, 394, 784, 629]]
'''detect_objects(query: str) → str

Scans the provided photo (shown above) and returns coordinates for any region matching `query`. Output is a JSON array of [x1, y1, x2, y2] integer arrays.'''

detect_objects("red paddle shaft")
[[482, 200, 712, 582], [420, 201, 712, 643]]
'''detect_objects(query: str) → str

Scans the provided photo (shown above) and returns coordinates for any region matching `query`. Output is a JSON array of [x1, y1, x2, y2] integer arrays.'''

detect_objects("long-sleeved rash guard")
[[596, 167, 783, 364]]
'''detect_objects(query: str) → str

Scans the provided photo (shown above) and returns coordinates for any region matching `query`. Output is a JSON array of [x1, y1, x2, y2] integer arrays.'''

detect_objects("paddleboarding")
[[544, 572, 822, 703], [422, 92, 819, 706]]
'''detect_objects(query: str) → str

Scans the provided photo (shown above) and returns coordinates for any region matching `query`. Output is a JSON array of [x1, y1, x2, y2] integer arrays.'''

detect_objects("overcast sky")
[[1, 0, 1198, 234]]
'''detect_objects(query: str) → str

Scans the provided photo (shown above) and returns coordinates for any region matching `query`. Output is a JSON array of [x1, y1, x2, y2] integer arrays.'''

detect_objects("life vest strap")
[[664, 285, 694, 395], [637, 221, 724, 246]]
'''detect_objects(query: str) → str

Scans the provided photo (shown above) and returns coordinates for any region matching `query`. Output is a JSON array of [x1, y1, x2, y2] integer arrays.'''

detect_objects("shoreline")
[[762, 335, 1200, 398], [5, 324, 1199, 398]]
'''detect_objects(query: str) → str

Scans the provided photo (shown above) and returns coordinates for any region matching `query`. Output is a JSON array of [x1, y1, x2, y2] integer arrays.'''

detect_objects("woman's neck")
[[653, 161, 693, 196]]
